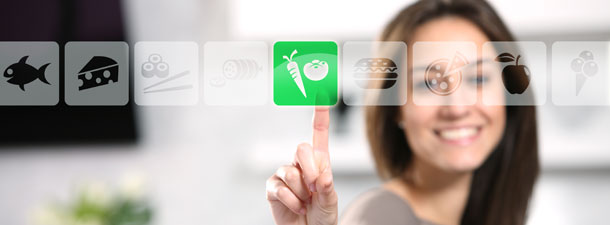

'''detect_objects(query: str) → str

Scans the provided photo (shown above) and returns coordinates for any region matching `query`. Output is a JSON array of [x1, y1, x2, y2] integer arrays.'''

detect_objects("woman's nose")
[[438, 105, 470, 120]]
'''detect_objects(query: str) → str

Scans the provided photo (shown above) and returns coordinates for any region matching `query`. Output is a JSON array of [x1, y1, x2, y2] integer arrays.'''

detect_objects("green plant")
[[32, 179, 153, 225]]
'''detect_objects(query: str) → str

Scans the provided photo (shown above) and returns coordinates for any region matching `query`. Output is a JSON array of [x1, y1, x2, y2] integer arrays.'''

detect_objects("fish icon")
[[3, 56, 51, 91]]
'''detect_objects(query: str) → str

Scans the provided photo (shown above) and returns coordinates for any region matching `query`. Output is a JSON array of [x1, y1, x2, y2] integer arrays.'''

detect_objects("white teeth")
[[439, 127, 477, 140]]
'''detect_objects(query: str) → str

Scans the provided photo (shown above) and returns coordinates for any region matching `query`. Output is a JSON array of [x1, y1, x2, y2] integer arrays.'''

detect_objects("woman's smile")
[[434, 125, 482, 146]]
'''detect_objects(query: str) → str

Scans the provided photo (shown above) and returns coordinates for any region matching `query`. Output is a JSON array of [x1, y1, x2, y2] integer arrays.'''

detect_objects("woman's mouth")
[[434, 126, 482, 146]]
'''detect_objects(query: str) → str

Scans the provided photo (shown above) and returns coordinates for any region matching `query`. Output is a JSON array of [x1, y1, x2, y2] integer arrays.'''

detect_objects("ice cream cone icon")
[[570, 50, 598, 96], [575, 73, 586, 95]]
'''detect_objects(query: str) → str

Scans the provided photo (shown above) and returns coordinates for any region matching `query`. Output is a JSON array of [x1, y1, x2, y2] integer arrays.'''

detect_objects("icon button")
[[204, 41, 268, 106], [552, 42, 609, 106], [413, 42, 477, 106], [481, 42, 546, 105], [273, 41, 337, 106], [135, 42, 199, 106], [0, 42, 59, 105], [342, 41, 406, 106], [65, 42, 129, 106]]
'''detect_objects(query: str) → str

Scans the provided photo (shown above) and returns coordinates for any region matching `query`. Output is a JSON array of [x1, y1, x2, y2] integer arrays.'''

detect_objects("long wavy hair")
[[365, 1, 539, 225]]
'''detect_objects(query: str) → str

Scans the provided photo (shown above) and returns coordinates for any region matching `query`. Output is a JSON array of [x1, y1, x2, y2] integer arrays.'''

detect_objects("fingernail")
[[309, 183, 317, 193], [299, 208, 306, 215]]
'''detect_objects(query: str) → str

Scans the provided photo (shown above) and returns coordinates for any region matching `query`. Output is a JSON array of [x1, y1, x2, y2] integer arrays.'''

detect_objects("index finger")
[[312, 106, 330, 152]]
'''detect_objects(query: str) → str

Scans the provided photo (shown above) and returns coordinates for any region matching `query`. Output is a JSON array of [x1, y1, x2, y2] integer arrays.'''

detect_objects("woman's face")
[[401, 17, 506, 173]]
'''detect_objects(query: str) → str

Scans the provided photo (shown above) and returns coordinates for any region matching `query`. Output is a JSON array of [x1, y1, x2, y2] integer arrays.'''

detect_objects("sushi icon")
[[3, 56, 51, 91], [142, 54, 169, 78], [77, 56, 119, 91]]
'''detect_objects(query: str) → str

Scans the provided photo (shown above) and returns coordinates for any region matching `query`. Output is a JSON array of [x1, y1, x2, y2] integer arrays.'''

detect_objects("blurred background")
[[0, 0, 609, 224]]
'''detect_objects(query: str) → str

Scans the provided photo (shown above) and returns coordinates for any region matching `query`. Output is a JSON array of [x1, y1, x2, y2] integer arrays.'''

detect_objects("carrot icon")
[[283, 49, 307, 98]]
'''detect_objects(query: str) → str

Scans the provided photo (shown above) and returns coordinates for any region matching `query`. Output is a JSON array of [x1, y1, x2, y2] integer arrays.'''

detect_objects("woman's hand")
[[266, 107, 338, 225]]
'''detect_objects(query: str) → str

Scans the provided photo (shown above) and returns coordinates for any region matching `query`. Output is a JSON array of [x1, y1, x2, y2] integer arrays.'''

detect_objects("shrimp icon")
[[283, 49, 307, 98]]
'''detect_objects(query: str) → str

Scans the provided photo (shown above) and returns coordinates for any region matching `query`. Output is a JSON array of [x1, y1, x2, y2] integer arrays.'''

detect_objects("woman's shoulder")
[[339, 187, 423, 225]]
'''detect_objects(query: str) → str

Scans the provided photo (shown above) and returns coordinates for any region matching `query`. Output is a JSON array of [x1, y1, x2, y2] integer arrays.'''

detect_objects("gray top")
[[339, 188, 436, 225]]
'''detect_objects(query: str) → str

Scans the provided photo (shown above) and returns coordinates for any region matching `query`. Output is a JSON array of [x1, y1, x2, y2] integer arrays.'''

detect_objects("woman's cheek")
[[479, 105, 506, 161], [487, 105, 506, 139]]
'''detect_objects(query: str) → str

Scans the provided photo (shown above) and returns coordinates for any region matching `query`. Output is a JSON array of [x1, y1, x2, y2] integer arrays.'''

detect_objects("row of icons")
[[423, 50, 541, 96], [5, 54, 264, 93], [419, 49, 598, 97], [0, 41, 606, 106], [3, 53, 192, 99]]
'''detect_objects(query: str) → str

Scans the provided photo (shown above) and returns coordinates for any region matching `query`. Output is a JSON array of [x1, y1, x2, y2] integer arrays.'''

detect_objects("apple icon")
[[495, 53, 530, 94]]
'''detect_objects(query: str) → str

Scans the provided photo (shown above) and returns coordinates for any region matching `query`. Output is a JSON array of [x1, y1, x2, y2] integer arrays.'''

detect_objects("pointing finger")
[[294, 143, 319, 192], [312, 106, 330, 153]]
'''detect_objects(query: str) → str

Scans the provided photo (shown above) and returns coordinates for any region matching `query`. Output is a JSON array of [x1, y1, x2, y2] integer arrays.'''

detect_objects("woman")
[[266, 0, 539, 225]]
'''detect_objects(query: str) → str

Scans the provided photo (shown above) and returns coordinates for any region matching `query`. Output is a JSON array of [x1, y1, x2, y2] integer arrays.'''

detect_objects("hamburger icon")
[[353, 58, 398, 89]]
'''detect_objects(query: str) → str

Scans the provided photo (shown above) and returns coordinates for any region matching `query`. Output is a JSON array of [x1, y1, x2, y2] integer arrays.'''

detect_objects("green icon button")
[[273, 41, 338, 106]]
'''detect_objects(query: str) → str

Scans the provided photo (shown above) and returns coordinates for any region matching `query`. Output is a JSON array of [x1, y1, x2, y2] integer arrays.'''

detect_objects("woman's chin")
[[438, 149, 488, 173]]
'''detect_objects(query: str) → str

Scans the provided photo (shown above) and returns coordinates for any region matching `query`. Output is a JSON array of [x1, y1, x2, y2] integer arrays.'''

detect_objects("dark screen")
[[0, 0, 138, 146]]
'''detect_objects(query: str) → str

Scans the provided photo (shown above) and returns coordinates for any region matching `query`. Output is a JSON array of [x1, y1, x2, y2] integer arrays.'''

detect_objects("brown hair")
[[365, 1, 539, 225]]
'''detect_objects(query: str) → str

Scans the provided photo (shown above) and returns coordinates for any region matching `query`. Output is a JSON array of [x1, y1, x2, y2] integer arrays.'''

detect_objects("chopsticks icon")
[[143, 70, 193, 93]]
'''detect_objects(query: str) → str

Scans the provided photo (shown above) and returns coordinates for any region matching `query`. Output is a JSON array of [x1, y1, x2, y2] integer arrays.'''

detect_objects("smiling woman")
[[360, 0, 539, 225], [266, 0, 538, 225]]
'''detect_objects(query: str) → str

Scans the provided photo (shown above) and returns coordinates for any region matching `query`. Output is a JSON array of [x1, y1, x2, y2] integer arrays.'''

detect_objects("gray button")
[[481, 41, 547, 106], [552, 41, 609, 105], [65, 42, 129, 106], [342, 41, 407, 106], [0, 42, 59, 105], [203, 41, 268, 106], [134, 42, 199, 106]]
